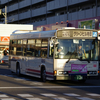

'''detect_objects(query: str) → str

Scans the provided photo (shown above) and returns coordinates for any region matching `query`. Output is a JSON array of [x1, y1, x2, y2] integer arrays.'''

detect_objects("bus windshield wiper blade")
[[66, 50, 76, 63]]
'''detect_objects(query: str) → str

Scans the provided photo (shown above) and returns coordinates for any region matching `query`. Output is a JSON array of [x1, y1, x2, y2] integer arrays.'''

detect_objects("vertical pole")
[[5, 6, 7, 24]]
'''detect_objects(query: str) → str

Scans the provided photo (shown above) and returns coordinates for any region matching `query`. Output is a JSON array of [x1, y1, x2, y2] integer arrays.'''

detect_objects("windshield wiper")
[[66, 50, 77, 63]]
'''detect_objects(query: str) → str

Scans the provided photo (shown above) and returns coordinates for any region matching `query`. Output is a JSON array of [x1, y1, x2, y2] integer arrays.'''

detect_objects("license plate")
[[76, 75, 83, 80]]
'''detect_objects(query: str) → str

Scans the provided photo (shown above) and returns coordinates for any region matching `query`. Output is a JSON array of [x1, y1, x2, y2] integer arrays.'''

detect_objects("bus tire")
[[41, 69, 46, 82], [16, 63, 20, 76]]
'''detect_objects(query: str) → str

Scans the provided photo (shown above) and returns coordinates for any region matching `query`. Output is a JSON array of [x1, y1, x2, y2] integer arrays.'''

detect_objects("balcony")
[[19, 10, 31, 20], [19, 0, 31, 9], [8, 14, 18, 22], [33, 20, 46, 26], [32, 0, 44, 4], [8, 3, 18, 12], [68, 0, 89, 6], [47, 0, 67, 11], [68, 8, 96, 21], [32, 7, 46, 17], [1, 0, 9, 4]]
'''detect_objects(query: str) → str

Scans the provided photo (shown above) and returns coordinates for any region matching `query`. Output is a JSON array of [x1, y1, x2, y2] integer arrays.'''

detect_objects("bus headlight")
[[58, 71, 68, 75], [88, 71, 97, 75]]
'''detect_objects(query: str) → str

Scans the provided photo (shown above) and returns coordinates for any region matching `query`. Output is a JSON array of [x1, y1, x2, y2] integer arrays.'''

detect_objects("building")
[[0, 0, 100, 30], [0, 24, 33, 52]]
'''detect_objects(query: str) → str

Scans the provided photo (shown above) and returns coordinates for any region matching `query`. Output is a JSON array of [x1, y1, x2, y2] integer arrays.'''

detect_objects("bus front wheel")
[[41, 69, 46, 82]]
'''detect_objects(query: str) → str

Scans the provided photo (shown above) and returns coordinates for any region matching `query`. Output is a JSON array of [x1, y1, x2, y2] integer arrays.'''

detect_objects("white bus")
[[9, 28, 99, 82]]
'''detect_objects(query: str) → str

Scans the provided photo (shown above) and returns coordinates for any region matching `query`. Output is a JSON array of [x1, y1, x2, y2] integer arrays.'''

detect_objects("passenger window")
[[36, 39, 41, 47], [41, 39, 48, 58], [27, 45, 35, 56], [18, 40, 22, 44]]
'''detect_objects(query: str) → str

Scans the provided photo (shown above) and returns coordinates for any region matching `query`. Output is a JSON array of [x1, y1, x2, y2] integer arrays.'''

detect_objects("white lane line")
[[86, 93, 100, 96], [0, 86, 69, 89], [30, 82, 43, 86], [14, 78, 25, 81], [0, 86, 100, 89], [17, 94, 33, 97], [64, 93, 80, 96], [26, 98, 43, 100], [41, 93, 57, 97], [76, 97, 95, 100], [0, 94, 8, 97], [0, 98, 15, 100], [54, 97, 69, 100]]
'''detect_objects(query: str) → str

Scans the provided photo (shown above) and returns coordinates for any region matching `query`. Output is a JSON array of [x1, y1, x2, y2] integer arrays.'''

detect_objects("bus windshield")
[[55, 39, 98, 60]]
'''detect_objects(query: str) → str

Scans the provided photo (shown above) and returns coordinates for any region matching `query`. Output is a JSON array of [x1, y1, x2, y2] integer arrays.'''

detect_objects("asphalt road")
[[0, 64, 100, 100]]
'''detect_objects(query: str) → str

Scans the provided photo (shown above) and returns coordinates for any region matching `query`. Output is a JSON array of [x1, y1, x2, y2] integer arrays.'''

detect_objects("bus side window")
[[23, 45, 26, 56], [35, 49, 41, 57], [41, 39, 48, 58], [27, 39, 35, 57], [10, 40, 17, 55], [41, 49, 47, 58]]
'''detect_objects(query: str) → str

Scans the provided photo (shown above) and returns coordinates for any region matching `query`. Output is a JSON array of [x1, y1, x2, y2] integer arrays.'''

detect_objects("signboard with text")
[[1, 36, 10, 42], [71, 64, 87, 74], [73, 31, 92, 37], [78, 19, 95, 29]]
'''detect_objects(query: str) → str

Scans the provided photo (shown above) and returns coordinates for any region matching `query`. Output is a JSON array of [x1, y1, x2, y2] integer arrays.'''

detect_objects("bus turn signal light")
[[98, 71, 100, 73], [54, 70, 57, 75]]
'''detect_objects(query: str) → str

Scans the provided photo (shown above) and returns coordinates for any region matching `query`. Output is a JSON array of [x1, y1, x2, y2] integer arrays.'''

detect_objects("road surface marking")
[[41, 93, 57, 97], [54, 97, 69, 100], [0, 98, 15, 100], [76, 97, 95, 100], [0, 86, 69, 89], [17, 94, 33, 97], [26, 98, 43, 100], [0, 94, 8, 97], [64, 93, 80, 96], [0, 86, 100, 89], [86, 93, 100, 96], [30, 82, 43, 85]]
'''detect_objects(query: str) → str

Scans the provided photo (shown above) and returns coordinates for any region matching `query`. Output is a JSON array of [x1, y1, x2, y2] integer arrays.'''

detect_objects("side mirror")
[[55, 42, 59, 45]]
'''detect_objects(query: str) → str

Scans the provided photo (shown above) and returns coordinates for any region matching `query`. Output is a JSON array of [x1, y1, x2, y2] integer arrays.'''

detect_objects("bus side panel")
[[26, 57, 41, 78], [10, 56, 17, 73], [25, 57, 54, 80], [45, 58, 54, 80]]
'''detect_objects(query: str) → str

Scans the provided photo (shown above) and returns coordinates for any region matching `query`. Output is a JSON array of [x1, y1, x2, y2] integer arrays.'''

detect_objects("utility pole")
[[5, 6, 7, 24], [1, 6, 7, 24], [4, 6, 7, 24]]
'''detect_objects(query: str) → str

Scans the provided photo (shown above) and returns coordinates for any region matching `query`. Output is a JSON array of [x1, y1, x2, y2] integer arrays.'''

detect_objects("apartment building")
[[0, 0, 100, 29]]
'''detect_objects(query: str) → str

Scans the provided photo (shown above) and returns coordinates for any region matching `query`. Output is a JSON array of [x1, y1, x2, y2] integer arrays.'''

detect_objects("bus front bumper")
[[54, 75, 99, 80]]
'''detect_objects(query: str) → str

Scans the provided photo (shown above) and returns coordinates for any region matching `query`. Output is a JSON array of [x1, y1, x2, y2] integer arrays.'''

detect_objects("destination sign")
[[62, 31, 70, 37], [73, 31, 92, 37]]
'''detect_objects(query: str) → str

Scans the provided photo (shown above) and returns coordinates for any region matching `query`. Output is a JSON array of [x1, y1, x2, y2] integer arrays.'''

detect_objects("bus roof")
[[10, 28, 98, 40], [10, 30, 57, 40]]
